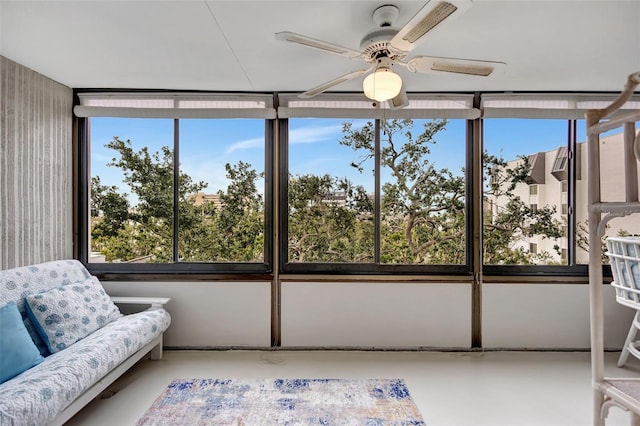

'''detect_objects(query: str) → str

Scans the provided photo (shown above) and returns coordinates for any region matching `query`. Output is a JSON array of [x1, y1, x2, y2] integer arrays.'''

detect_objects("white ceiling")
[[1, 0, 639, 94]]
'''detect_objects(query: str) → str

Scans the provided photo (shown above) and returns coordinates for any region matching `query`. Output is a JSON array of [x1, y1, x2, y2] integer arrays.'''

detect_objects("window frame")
[[277, 93, 476, 276], [74, 90, 275, 277], [73, 90, 639, 280], [480, 107, 592, 277]]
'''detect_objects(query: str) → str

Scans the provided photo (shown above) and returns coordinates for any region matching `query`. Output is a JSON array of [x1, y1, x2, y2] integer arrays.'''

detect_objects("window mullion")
[[471, 108, 483, 349], [173, 119, 180, 263], [568, 119, 577, 266], [374, 119, 381, 264]]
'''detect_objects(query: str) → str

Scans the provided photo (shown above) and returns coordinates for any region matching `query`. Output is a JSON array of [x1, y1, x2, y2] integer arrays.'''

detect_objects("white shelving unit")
[[588, 71, 640, 425]]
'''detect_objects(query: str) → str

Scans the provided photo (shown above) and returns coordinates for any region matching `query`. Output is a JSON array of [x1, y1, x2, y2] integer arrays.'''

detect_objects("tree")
[[210, 161, 265, 262], [338, 118, 563, 265], [288, 174, 373, 262], [340, 118, 466, 264], [90, 176, 129, 239], [483, 153, 563, 264], [94, 120, 564, 266], [91, 137, 264, 263]]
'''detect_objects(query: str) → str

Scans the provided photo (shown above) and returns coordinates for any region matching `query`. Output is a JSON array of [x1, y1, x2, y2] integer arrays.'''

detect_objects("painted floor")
[[66, 350, 640, 426]]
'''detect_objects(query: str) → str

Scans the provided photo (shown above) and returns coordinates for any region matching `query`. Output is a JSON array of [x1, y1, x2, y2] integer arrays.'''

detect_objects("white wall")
[[103, 281, 272, 348], [483, 283, 633, 349], [281, 282, 471, 348], [103, 280, 633, 351]]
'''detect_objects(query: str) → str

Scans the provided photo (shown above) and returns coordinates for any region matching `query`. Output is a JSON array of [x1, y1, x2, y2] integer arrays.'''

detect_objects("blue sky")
[[90, 117, 594, 202]]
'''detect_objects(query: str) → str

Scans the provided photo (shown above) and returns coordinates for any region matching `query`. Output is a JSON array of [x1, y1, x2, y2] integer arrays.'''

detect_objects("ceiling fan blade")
[[388, 85, 409, 110], [390, 0, 472, 52], [275, 31, 362, 59], [299, 68, 373, 98], [406, 56, 506, 77]]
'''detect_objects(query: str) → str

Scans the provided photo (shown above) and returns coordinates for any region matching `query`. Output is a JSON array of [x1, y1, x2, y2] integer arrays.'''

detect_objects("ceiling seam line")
[[203, 0, 255, 90]]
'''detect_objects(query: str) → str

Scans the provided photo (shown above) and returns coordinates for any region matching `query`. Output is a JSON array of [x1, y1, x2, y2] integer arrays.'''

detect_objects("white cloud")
[[225, 137, 264, 153], [225, 123, 346, 153], [289, 124, 343, 144]]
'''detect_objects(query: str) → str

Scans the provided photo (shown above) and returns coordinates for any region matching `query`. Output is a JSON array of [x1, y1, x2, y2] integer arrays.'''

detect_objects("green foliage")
[[288, 174, 373, 262], [341, 118, 466, 264], [92, 120, 565, 266], [91, 176, 129, 239], [90, 138, 264, 263], [482, 152, 563, 264]]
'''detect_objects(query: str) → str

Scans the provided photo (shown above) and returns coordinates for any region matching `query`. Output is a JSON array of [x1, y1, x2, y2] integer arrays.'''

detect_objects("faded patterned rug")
[[136, 378, 425, 425]]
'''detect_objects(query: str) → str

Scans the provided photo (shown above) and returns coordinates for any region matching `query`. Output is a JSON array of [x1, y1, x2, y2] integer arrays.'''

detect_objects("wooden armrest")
[[110, 296, 170, 308]]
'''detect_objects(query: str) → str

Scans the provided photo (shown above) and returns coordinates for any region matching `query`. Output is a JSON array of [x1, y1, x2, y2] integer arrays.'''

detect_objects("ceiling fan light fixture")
[[363, 67, 402, 102]]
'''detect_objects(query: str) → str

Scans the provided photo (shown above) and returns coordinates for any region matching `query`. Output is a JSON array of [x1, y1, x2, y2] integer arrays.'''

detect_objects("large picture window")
[[178, 119, 265, 263], [76, 93, 274, 275], [278, 94, 475, 274], [75, 91, 639, 278]]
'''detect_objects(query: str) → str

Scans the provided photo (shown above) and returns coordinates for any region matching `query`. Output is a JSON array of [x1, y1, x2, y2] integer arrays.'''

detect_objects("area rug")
[[136, 378, 425, 425]]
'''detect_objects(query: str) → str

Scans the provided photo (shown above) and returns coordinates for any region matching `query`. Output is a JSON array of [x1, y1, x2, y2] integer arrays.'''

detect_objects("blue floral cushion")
[[0, 302, 44, 384], [0, 260, 92, 350], [24, 276, 122, 353], [0, 307, 171, 425], [23, 316, 50, 357]]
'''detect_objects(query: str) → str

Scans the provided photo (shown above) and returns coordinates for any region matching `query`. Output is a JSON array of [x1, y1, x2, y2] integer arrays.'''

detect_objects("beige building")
[[491, 131, 640, 264], [193, 192, 223, 208]]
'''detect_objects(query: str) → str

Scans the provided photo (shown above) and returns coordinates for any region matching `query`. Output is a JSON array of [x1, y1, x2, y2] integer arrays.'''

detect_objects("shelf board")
[[591, 202, 640, 214]]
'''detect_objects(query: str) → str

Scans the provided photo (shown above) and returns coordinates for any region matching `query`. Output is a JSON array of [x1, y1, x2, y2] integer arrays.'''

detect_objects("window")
[[178, 119, 266, 263], [89, 118, 175, 263], [279, 93, 476, 273], [284, 116, 467, 271], [76, 92, 274, 274], [286, 117, 374, 264], [483, 119, 567, 266], [575, 119, 640, 264], [76, 91, 637, 278]]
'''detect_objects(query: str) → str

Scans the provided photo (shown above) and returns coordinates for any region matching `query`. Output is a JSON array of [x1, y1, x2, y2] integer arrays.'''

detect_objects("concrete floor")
[[65, 350, 640, 426]]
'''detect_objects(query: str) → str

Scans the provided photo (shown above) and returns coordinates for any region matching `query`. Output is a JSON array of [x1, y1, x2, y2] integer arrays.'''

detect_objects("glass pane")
[[178, 119, 265, 262], [89, 118, 174, 263], [483, 119, 566, 265], [576, 119, 640, 264], [380, 119, 466, 265], [288, 118, 374, 263]]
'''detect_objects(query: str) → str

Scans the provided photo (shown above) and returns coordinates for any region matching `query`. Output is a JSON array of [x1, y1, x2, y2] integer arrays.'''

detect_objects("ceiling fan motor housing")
[[360, 27, 404, 62]]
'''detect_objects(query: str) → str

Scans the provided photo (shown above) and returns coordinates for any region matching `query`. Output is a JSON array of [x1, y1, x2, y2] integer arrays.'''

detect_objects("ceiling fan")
[[275, 0, 505, 108]]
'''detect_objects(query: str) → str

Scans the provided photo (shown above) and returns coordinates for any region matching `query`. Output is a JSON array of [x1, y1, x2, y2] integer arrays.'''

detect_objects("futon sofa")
[[0, 260, 171, 425]]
